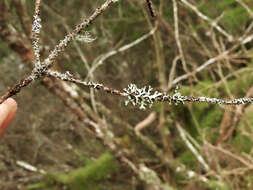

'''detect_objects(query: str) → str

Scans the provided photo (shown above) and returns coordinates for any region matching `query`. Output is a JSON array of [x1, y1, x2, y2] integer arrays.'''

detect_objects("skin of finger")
[[0, 103, 9, 136], [0, 98, 18, 137]]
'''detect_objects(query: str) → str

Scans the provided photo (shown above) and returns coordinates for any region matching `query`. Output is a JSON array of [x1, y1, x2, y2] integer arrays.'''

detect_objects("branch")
[[170, 28, 253, 87], [47, 70, 253, 110], [86, 27, 157, 79], [176, 123, 210, 171], [180, 0, 234, 41], [146, 0, 157, 18], [236, 0, 253, 18], [0, 0, 118, 104], [172, 0, 188, 73], [31, 0, 42, 65]]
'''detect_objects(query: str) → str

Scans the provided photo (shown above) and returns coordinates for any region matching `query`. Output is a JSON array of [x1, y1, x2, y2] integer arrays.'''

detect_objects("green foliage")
[[222, 6, 249, 34], [177, 80, 223, 138], [27, 153, 117, 190], [235, 108, 253, 154], [244, 108, 253, 127], [198, 0, 250, 34], [199, 106, 223, 130], [179, 150, 196, 167], [178, 71, 253, 139], [206, 180, 232, 190], [216, 71, 253, 97], [199, 0, 235, 16], [74, 149, 95, 165], [178, 79, 218, 98], [232, 132, 252, 153], [163, 5, 173, 22]]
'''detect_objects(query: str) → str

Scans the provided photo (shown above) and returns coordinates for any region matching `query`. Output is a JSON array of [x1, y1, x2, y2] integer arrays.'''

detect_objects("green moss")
[[218, 72, 253, 97], [27, 153, 117, 190], [164, 6, 173, 22], [179, 150, 196, 167], [199, 0, 235, 17], [235, 108, 253, 154], [216, 0, 236, 10], [232, 133, 252, 154], [199, 106, 223, 129], [244, 109, 253, 127], [206, 180, 231, 190], [197, 0, 249, 34], [222, 7, 249, 34], [178, 80, 218, 98], [67, 153, 116, 190], [74, 149, 95, 165]]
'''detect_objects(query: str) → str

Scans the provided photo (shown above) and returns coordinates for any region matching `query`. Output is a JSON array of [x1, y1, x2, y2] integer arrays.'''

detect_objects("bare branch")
[[176, 123, 210, 171], [47, 71, 253, 109], [180, 0, 234, 41], [172, 0, 188, 73], [86, 27, 157, 79], [236, 0, 253, 18], [0, 0, 118, 103], [42, 0, 118, 69], [146, 0, 157, 18], [135, 112, 156, 132], [31, 0, 42, 65], [171, 28, 253, 87]]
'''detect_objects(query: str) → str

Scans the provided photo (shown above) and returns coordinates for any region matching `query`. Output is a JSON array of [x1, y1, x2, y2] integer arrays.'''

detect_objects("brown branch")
[[146, 0, 157, 18], [0, 0, 118, 104], [0, 77, 33, 104]]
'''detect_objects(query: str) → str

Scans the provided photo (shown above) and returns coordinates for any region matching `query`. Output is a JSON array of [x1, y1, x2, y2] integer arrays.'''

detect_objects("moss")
[[164, 5, 173, 22], [179, 150, 196, 168], [232, 133, 252, 154], [222, 6, 249, 34], [199, 0, 235, 17], [178, 80, 218, 98], [235, 108, 253, 154], [206, 180, 232, 190], [197, 0, 250, 35], [199, 106, 223, 129], [27, 153, 117, 190], [218, 72, 253, 97], [67, 152, 116, 190], [74, 149, 95, 165]]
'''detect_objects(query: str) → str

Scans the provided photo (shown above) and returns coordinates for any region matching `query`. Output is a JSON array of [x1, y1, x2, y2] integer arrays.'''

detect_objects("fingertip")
[[4, 98, 18, 113], [0, 98, 18, 137]]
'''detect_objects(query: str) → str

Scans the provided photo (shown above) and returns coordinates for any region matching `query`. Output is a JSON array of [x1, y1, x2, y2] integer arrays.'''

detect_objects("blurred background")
[[0, 0, 253, 189]]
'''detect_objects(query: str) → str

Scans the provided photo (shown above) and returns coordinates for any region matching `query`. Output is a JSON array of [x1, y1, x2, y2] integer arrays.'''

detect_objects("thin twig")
[[171, 29, 253, 87], [172, 0, 188, 73], [47, 70, 127, 97], [171, 50, 230, 86], [146, 0, 157, 18], [208, 143, 253, 168], [176, 123, 210, 171], [42, 0, 117, 69], [16, 160, 46, 174], [135, 112, 156, 132], [31, 0, 42, 65], [180, 0, 234, 41], [86, 27, 157, 79], [236, 0, 253, 18], [47, 70, 253, 108], [0, 0, 118, 104]]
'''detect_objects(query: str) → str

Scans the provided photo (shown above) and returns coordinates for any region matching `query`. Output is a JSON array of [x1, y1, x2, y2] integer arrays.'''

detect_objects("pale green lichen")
[[123, 84, 163, 109]]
